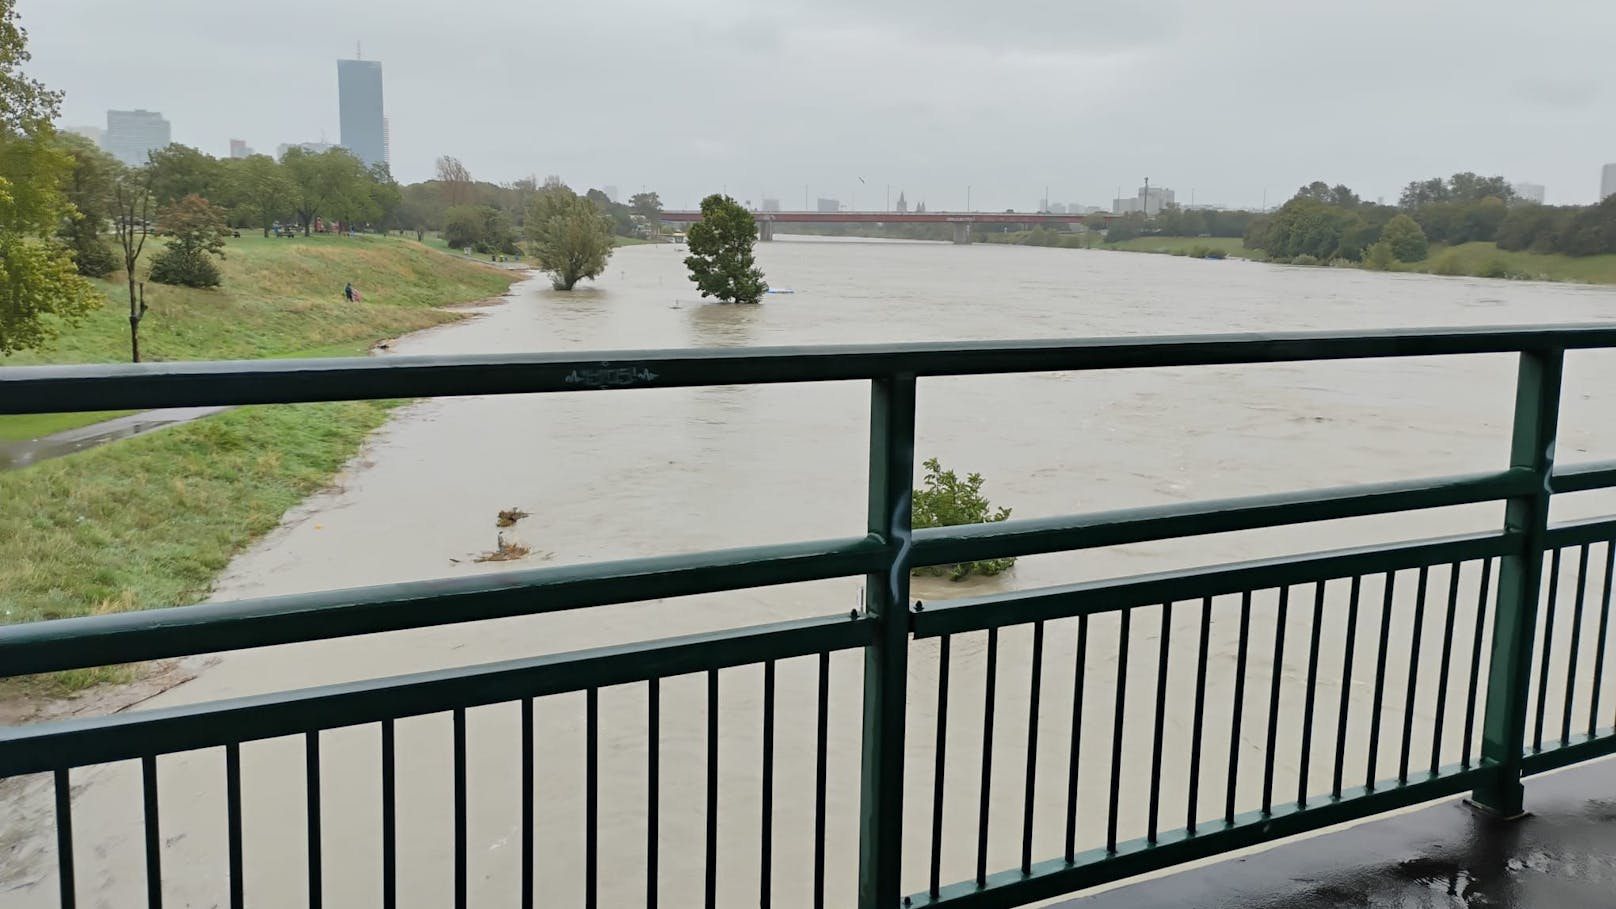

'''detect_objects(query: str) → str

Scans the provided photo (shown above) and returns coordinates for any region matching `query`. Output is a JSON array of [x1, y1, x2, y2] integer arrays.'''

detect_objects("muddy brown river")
[[6, 238, 1616, 907]]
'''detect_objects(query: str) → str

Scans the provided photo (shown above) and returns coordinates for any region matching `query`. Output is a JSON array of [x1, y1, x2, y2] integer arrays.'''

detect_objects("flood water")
[[6, 238, 1616, 907]]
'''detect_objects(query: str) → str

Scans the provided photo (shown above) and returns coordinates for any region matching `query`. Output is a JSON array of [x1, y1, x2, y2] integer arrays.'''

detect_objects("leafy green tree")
[[1559, 196, 1616, 257], [629, 190, 661, 224], [1496, 204, 1570, 253], [911, 457, 1015, 580], [222, 153, 296, 236], [149, 194, 229, 287], [1381, 214, 1429, 262], [1362, 241, 1396, 271], [0, 2, 99, 355], [524, 187, 614, 290], [444, 204, 517, 254], [147, 143, 225, 206], [281, 146, 369, 235], [55, 132, 121, 276], [684, 193, 766, 304], [1260, 197, 1354, 260]]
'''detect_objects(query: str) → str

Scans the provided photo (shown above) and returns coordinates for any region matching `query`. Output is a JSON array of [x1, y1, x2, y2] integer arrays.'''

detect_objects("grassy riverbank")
[[1, 235, 517, 691], [1102, 236, 1262, 259]]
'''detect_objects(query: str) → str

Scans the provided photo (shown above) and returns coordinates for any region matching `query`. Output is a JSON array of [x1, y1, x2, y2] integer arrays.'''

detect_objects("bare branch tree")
[[435, 155, 473, 207], [112, 166, 154, 362]]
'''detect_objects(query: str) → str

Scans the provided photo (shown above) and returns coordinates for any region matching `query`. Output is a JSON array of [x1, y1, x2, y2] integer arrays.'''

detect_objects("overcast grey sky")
[[22, 0, 1616, 210]]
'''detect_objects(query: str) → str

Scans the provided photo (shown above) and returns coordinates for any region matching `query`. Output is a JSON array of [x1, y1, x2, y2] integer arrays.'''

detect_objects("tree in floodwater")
[[684, 193, 766, 304], [524, 184, 613, 290], [911, 457, 1015, 580]]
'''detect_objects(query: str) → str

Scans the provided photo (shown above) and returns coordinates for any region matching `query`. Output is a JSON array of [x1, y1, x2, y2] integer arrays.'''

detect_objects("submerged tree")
[[684, 193, 766, 304], [911, 458, 1015, 580], [524, 185, 613, 290]]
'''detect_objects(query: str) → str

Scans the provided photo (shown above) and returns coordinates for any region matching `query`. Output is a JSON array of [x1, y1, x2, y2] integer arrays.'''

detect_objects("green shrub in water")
[[911, 457, 1015, 580]]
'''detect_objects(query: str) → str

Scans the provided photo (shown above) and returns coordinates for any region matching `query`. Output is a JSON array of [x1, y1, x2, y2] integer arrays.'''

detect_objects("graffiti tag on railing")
[[564, 366, 661, 387]]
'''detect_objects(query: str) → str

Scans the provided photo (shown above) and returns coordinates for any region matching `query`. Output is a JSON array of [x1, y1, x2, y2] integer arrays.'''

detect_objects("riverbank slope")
[[0, 234, 519, 694]]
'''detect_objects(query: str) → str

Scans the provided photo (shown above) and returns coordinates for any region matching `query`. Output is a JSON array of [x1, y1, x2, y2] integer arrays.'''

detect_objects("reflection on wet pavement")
[[0, 407, 228, 470], [1060, 758, 1616, 908]]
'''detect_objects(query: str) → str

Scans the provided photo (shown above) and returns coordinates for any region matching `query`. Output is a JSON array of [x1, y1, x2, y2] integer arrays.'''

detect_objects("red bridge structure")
[[657, 209, 1117, 243]]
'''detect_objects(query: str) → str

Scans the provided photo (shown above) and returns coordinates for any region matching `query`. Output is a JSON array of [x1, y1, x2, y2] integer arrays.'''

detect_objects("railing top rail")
[[5, 323, 1615, 415]]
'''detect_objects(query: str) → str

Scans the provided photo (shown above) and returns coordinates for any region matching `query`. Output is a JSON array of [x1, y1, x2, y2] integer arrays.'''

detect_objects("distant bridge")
[[657, 209, 1117, 243]]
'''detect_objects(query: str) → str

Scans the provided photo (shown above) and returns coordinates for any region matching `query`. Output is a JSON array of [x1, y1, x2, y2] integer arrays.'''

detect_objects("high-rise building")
[[382, 117, 391, 169], [105, 109, 171, 165], [1602, 165, 1616, 201], [337, 58, 385, 168], [1113, 185, 1175, 216], [1511, 182, 1545, 204], [761, 198, 781, 212], [816, 197, 841, 213], [229, 139, 254, 159], [64, 125, 104, 147]]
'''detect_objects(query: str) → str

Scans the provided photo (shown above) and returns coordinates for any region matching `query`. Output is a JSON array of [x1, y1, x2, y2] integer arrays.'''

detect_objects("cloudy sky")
[[22, 0, 1616, 210]]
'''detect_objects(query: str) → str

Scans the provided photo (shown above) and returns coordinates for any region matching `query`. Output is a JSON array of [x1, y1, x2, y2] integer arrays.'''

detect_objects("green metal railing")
[[3, 325, 1616, 909]]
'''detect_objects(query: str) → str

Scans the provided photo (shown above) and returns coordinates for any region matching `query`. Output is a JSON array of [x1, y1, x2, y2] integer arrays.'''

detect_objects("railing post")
[[1474, 348, 1563, 816], [858, 374, 917, 909]]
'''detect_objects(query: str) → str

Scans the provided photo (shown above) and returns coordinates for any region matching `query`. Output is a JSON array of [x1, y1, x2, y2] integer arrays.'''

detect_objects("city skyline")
[[22, 0, 1616, 211]]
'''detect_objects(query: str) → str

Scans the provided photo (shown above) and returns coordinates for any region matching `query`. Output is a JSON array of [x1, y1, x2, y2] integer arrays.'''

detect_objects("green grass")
[[0, 411, 137, 443], [1103, 236, 1263, 259], [1395, 242, 1616, 284], [0, 235, 518, 695], [0, 401, 397, 693]]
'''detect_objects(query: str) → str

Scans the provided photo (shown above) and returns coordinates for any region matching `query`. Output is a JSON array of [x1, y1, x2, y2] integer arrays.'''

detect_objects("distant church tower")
[[895, 191, 908, 213]]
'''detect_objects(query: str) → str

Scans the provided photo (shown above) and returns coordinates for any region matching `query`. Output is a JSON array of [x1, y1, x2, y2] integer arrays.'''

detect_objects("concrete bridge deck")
[[1060, 757, 1616, 909]]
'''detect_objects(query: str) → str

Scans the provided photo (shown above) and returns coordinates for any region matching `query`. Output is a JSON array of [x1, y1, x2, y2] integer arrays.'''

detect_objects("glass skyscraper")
[[337, 59, 385, 169]]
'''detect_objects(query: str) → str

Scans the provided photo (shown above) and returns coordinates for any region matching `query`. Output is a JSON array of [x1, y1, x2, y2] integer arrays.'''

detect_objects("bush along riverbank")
[[0, 234, 518, 695]]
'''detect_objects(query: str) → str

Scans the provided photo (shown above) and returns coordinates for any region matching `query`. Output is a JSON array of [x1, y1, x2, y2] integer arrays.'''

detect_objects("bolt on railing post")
[[1474, 348, 1563, 817], [858, 374, 917, 909]]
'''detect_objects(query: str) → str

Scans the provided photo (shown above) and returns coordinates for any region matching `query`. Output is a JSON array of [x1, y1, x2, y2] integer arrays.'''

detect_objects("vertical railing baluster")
[[1298, 581, 1325, 808], [143, 755, 162, 909], [225, 743, 243, 909], [930, 636, 951, 898], [1532, 548, 1564, 752], [1106, 610, 1131, 851], [1561, 545, 1590, 744], [1431, 564, 1462, 776], [1021, 621, 1044, 874], [977, 627, 999, 884], [54, 768, 75, 909], [1064, 614, 1089, 862], [705, 670, 719, 909], [1400, 567, 1429, 784], [307, 732, 321, 909], [1262, 588, 1288, 814], [1591, 541, 1614, 735], [382, 719, 398, 909], [856, 374, 915, 909], [761, 661, 776, 909], [1366, 572, 1396, 789], [1225, 592, 1252, 825], [1476, 347, 1562, 817], [1148, 602, 1174, 841], [521, 699, 535, 909], [814, 653, 830, 909], [452, 710, 466, 909], [1463, 559, 1494, 767], [646, 682, 659, 909], [1187, 597, 1212, 832], [586, 688, 599, 909], [1333, 576, 1362, 799]]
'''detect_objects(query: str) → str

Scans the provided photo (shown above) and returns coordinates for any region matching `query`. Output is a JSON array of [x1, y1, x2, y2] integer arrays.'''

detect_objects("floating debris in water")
[[475, 533, 531, 563], [496, 508, 531, 528]]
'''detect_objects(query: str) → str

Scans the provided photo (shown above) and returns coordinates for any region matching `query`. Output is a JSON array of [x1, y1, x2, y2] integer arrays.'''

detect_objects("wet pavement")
[[1060, 758, 1616, 909], [0, 407, 229, 470]]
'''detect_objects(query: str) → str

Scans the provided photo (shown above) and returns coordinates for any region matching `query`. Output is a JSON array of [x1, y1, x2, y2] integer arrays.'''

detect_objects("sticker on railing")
[[564, 366, 660, 387]]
